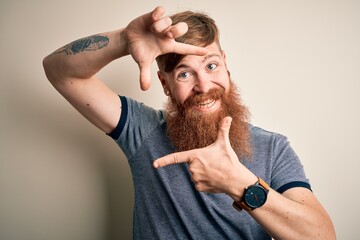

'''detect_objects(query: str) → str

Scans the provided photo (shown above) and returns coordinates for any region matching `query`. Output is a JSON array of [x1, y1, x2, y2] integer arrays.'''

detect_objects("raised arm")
[[43, 29, 124, 134], [43, 6, 207, 134]]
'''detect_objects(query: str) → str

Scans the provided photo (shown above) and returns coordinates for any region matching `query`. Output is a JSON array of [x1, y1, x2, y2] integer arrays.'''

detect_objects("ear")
[[157, 71, 166, 86], [221, 50, 231, 77], [157, 71, 170, 96], [221, 50, 228, 66]]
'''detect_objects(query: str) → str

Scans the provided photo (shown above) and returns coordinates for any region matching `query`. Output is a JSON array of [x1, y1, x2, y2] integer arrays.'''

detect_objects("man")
[[43, 6, 335, 239]]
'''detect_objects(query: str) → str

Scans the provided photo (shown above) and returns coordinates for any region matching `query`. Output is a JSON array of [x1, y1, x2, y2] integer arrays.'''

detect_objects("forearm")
[[248, 189, 336, 240], [224, 159, 335, 239], [43, 29, 128, 82], [225, 166, 335, 239]]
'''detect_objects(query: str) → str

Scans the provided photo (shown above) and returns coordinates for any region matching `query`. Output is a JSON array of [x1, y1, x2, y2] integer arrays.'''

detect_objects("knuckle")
[[189, 164, 195, 172], [168, 23, 188, 40], [194, 181, 201, 190], [153, 17, 172, 33], [172, 153, 179, 164]]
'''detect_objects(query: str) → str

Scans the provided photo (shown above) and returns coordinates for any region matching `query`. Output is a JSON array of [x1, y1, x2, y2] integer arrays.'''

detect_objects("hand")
[[153, 117, 256, 199], [124, 6, 208, 91]]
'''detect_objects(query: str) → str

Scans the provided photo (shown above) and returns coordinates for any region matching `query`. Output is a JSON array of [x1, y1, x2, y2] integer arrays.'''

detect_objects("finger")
[[172, 42, 209, 56], [166, 22, 188, 39], [141, 6, 165, 28], [217, 117, 232, 141], [151, 17, 172, 34], [151, 6, 165, 21], [138, 63, 152, 91], [153, 150, 194, 168]]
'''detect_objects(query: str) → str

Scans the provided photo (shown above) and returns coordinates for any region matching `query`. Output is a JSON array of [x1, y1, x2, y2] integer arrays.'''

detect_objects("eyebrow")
[[203, 53, 222, 63], [174, 53, 222, 71]]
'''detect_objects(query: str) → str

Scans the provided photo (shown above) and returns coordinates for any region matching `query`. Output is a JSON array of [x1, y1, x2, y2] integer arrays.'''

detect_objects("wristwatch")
[[233, 177, 269, 211]]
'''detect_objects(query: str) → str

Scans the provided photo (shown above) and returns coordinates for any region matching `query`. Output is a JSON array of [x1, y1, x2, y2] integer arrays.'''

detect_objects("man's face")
[[158, 42, 230, 112], [159, 43, 251, 157]]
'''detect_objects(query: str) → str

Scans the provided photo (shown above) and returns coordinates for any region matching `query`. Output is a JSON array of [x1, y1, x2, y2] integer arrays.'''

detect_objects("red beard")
[[164, 81, 252, 159]]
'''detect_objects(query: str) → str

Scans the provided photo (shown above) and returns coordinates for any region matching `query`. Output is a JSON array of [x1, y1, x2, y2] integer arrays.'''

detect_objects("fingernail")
[[226, 117, 232, 124]]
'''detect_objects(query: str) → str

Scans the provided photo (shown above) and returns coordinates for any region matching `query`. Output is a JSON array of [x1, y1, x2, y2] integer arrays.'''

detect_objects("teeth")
[[196, 99, 216, 108]]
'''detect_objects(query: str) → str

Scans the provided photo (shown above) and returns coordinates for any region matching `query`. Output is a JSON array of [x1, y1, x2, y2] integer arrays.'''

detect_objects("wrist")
[[119, 28, 130, 56], [227, 167, 257, 202], [112, 29, 129, 58]]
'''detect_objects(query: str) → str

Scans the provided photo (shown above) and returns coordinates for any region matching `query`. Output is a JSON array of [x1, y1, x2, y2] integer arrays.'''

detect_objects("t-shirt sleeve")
[[271, 134, 311, 193], [107, 96, 164, 159], [107, 95, 128, 140]]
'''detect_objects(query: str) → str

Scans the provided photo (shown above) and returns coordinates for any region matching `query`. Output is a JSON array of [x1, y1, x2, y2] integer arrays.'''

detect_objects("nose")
[[193, 72, 212, 93]]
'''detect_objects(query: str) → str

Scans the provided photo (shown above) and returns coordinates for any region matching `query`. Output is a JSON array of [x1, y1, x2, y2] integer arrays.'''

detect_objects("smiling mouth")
[[194, 99, 216, 109]]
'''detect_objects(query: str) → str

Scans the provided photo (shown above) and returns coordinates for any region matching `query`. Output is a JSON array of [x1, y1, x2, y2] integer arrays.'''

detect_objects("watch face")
[[244, 185, 268, 209]]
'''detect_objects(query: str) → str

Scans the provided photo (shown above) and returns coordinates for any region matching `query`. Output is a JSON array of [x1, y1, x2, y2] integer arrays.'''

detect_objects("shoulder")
[[250, 124, 285, 139], [120, 96, 165, 125], [248, 124, 297, 168], [248, 124, 310, 192], [249, 124, 288, 149], [126, 96, 164, 118]]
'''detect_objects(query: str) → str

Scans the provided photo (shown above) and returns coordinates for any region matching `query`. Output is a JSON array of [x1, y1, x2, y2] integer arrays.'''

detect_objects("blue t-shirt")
[[109, 96, 311, 240]]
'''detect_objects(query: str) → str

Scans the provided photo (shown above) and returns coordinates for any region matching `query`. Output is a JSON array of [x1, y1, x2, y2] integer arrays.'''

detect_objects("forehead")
[[176, 43, 223, 68]]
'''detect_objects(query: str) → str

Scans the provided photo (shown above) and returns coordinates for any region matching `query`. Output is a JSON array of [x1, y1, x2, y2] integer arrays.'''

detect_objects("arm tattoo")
[[53, 35, 109, 55]]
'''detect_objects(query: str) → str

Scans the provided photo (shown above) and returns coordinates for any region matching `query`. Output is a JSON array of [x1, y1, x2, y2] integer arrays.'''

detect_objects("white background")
[[1, 0, 359, 239]]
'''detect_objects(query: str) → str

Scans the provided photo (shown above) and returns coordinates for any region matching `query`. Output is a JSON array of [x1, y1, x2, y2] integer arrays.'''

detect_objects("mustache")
[[182, 88, 225, 109]]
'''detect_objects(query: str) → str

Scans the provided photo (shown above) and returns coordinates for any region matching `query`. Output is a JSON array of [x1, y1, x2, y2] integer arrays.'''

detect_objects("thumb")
[[217, 116, 232, 142], [138, 63, 152, 91]]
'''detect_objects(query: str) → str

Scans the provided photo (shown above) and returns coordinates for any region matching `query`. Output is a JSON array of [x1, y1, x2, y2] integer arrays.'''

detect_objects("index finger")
[[153, 150, 194, 168], [171, 42, 208, 56]]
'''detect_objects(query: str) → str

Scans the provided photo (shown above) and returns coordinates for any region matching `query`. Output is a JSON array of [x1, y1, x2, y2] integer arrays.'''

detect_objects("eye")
[[177, 71, 191, 81], [207, 63, 218, 71]]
